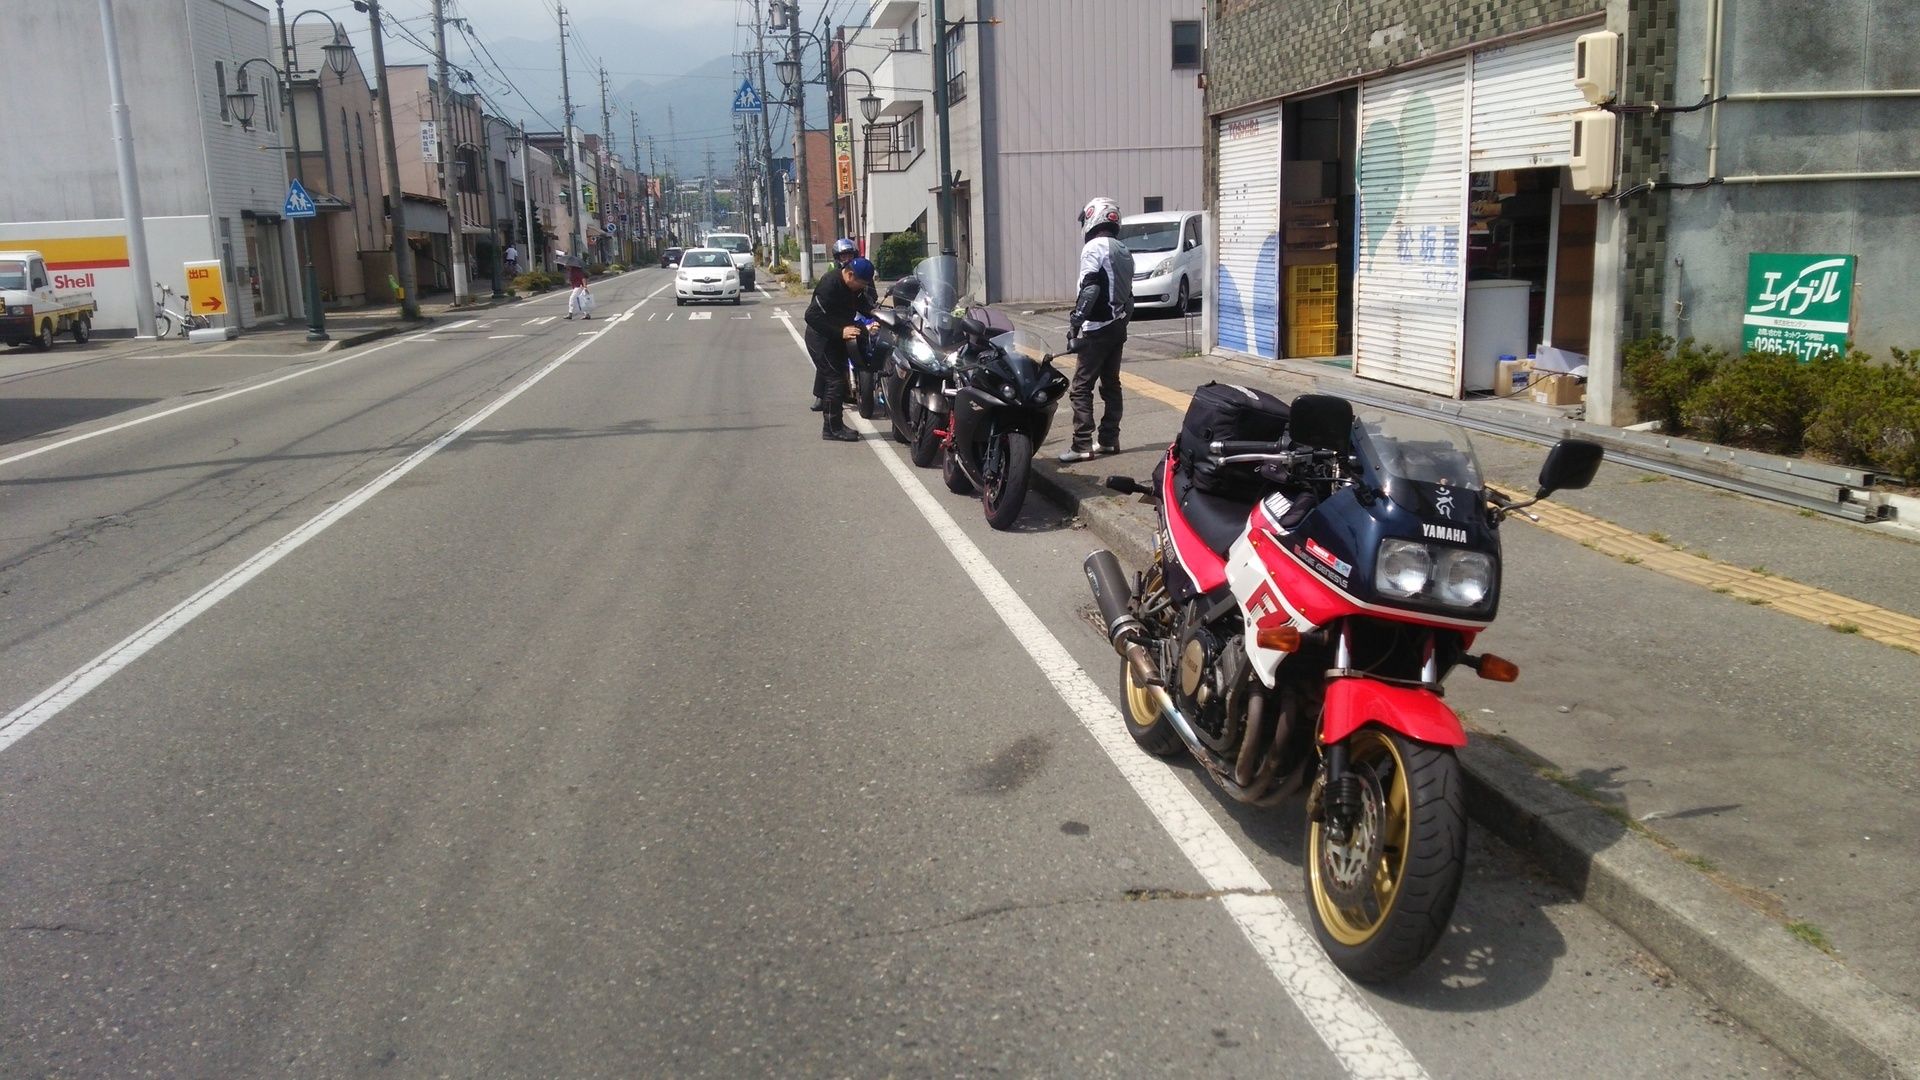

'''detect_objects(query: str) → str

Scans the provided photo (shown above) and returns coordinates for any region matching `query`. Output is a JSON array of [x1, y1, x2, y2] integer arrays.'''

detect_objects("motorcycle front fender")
[[951, 386, 1002, 446], [1319, 678, 1467, 748]]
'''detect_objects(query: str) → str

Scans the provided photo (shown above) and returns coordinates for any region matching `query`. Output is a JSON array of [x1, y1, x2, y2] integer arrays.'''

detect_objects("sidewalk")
[[1003, 307, 1920, 1079]]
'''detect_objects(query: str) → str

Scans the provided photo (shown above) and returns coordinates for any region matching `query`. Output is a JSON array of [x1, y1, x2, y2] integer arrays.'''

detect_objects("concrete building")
[[286, 24, 390, 306], [383, 65, 490, 294], [0, 0, 300, 332], [1201, 0, 1919, 423], [845, 0, 1204, 302]]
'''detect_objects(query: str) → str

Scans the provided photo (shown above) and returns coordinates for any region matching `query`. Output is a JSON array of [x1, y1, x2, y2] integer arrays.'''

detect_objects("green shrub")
[[874, 231, 927, 279], [1623, 336, 1724, 432], [1683, 349, 1821, 453], [585, 262, 609, 277], [512, 270, 563, 293], [1805, 348, 1920, 480]]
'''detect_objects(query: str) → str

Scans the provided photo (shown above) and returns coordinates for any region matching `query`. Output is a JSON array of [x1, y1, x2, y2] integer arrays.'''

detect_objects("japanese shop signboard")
[[1743, 253, 1855, 360]]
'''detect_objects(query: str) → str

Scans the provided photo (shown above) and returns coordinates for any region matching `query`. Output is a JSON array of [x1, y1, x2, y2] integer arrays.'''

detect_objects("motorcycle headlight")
[[1435, 549, 1495, 607], [1376, 540, 1433, 599], [903, 336, 936, 365], [1000, 381, 1018, 400]]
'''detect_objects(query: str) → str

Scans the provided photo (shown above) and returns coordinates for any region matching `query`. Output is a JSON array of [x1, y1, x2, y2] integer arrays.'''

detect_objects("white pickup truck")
[[1, 250, 97, 350]]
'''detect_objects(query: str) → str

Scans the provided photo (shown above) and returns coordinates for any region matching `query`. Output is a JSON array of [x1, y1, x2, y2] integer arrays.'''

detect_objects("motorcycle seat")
[[1174, 471, 1256, 556]]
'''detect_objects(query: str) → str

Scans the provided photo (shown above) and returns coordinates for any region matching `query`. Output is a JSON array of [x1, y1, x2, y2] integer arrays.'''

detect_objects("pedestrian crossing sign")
[[732, 78, 764, 114], [284, 179, 318, 219]]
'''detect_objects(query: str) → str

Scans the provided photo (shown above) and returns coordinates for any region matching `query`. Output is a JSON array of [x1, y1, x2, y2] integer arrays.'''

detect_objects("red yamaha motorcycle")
[[1084, 385, 1602, 982]]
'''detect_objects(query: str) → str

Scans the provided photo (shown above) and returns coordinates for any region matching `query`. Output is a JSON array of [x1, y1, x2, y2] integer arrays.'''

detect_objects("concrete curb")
[[1028, 454, 1920, 1080]]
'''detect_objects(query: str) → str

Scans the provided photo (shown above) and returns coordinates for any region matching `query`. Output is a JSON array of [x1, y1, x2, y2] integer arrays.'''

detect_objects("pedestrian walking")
[[804, 256, 877, 442], [813, 238, 867, 411], [1059, 196, 1133, 462], [565, 259, 591, 320]]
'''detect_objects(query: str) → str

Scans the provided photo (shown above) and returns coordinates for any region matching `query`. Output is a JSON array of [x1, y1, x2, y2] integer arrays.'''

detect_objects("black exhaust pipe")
[[1084, 550, 1163, 689]]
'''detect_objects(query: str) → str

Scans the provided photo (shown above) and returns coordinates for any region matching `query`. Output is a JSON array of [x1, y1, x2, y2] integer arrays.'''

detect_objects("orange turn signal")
[[1476, 654, 1520, 682], [1256, 625, 1301, 652]]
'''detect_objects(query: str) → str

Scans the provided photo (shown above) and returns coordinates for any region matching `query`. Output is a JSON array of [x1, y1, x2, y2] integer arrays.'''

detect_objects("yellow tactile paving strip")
[[1094, 368, 1920, 656]]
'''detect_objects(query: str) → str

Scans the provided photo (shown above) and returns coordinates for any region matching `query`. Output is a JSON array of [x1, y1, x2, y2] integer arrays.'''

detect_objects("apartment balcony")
[[872, 46, 930, 108]]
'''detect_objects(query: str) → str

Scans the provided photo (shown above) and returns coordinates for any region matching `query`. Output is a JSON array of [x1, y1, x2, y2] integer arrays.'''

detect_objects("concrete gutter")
[[1028, 454, 1920, 1080]]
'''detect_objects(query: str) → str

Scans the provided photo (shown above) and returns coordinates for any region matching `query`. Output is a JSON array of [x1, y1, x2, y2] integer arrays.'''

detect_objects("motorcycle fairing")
[[1319, 678, 1467, 747], [1159, 456, 1230, 594]]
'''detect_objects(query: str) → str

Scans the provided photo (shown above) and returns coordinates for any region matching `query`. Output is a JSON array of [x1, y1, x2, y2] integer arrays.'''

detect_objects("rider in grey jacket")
[[1060, 196, 1134, 462]]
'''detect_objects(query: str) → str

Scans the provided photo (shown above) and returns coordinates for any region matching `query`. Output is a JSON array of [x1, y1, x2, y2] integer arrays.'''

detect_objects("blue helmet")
[[832, 237, 859, 258], [847, 257, 876, 281]]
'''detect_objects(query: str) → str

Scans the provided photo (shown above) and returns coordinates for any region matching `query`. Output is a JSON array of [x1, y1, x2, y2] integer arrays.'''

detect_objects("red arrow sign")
[[200, 296, 224, 312]]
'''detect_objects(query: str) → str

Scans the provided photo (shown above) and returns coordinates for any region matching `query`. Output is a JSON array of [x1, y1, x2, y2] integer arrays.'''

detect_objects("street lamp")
[[226, 4, 350, 342], [839, 66, 881, 247]]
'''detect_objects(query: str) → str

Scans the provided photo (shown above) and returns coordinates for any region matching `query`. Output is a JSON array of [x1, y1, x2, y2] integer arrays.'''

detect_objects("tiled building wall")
[[1616, 0, 1677, 342]]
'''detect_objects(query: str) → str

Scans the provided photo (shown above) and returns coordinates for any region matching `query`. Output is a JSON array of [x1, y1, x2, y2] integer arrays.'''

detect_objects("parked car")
[[1120, 211, 1206, 313], [674, 248, 741, 305], [702, 233, 756, 289], [660, 247, 684, 268]]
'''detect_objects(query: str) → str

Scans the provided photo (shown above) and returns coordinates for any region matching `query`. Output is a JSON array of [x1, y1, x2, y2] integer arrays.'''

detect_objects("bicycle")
[[153, 282, 212, 339]]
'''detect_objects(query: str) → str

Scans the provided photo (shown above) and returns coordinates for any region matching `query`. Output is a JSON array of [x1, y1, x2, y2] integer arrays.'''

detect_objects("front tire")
[[981, 431, 1033, 530], [1305, 726, 1466, 983], [855, 370, 877, 419], [1176, 277, 1191, 314], [910, 404, 942, 468], [32, 319, 54, 351]]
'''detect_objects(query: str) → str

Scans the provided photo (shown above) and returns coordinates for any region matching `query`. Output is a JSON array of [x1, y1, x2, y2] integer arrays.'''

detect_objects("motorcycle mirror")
[[1287, 394, 1355, 451], [1535, 439, 1605, 498], [958, 316, 989, 340], [887, 276, 922, 304]]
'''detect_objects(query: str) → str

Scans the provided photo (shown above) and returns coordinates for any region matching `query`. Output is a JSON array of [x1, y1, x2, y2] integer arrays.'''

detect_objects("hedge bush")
[[1623, 338, 1920, 482], [512, 270, 564, 293], [874, 231, 927, 279]]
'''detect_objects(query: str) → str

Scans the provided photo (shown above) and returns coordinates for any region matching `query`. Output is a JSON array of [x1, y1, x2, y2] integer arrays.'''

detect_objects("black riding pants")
[[1068, 326, 1126, 452], [805, 326, 847, 424]]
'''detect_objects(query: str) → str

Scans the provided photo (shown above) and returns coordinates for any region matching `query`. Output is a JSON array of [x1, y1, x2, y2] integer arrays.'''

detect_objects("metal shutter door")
[[1471, 29, 1590, 172], [1354, 61, 1469, 396], [1214, 107, 1280, 358]]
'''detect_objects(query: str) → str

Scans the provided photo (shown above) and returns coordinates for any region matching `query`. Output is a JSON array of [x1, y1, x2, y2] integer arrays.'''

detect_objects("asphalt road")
[[1, 269, 1802, 1077]]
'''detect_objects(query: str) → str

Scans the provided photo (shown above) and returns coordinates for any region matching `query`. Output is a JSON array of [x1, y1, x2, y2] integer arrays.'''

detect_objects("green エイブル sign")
[[1742, 253, 1855, 360]]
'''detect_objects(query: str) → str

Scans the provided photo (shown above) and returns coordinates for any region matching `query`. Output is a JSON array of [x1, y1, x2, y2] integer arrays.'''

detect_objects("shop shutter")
[[1213, 107, 1280, 358], [1354, 60, 1469, 396], [1470, 28, 1591, 172]]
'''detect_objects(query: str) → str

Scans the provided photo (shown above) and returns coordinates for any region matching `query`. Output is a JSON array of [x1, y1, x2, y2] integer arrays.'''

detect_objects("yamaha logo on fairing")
[[1422, 523, 1468, 544]]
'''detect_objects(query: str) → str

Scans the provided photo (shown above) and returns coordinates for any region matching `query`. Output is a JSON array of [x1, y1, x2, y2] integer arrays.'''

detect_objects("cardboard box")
[[1530, 373, 1586, 406], [1285, 221, 1338, 243], [1285, 199, 1338, 222], [1495, 358, 1531, 397]]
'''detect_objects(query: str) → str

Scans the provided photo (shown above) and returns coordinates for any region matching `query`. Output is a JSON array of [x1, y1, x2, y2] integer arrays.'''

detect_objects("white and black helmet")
[[1077, 196, 1122, 240]]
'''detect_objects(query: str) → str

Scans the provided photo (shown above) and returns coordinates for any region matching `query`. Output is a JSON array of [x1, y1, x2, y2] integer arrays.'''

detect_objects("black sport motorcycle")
[[939, 324, 1070, 530], [883, 255, 971, 465]]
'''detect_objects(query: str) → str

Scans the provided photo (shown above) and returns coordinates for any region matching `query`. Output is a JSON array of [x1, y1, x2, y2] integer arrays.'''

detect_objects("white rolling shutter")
[[1213, 107, 1280, 358], [1354, 61, 1469, 396], [1470, 29, 1592, 171]]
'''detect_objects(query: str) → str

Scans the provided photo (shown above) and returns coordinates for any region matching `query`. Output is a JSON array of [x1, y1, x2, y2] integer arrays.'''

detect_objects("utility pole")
[[787, 2, 814, 283], [557, 4, 586, 261], [930, 0, 955, 256], [430, 0, 468, 304], [278, 0, 329, 336], [646, 135, 659, 250], [361, 0, 418, 318], [518, 118, 537, 271], [598, 68, 613, 264], [96, 0, 157, 339], [629, 110, 644, 259], [752, 35, 778, 261], [480, 114, 504, 298]]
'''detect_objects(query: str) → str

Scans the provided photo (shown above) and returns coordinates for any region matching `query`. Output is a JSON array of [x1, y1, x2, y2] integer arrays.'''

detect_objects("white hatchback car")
[[1120, 211, 1206, 312], [674, 248, 741, 305], [703, 233, 757, 289]]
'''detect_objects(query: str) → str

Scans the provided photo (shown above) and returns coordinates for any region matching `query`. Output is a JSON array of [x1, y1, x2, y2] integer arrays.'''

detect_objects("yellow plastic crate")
[[1287, 264, 1338, 296], [1288, 322, 1339, 357], [1289, 294, 1338, 327]]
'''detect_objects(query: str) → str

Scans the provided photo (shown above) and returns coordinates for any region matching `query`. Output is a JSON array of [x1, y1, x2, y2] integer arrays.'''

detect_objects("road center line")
[[768, 316, 1427, 1079], [0, 281, 671, 755]]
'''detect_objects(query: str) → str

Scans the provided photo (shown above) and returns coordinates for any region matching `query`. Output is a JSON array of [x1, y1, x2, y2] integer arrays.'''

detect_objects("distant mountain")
[[616, 57, 828, 180]]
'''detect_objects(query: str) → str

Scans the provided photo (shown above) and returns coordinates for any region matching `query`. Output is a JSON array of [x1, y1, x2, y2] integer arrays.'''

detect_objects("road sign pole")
[[276, 0, 328, 341]]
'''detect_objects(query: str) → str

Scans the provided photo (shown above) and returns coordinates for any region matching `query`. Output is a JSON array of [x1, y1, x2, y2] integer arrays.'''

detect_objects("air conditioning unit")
[[1570, 110, 1619, 196], [1574, 31, 1620, 105]]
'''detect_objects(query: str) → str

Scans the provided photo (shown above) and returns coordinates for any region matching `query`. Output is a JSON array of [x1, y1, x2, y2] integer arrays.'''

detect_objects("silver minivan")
[[1121, 211, 1206, 312]]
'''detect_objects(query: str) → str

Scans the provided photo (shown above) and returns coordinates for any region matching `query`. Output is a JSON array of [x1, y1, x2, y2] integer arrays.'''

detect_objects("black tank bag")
[[1176, 382, 1291, 500]]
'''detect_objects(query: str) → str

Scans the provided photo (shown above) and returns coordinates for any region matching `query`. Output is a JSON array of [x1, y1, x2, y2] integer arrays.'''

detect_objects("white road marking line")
[[647, 312, 658, 321], [526, 316, 558, 326], [0, 335, 414, 469], [439, 319, 477, 333], [771, 315, 1429, 1080], [487, 334, 527, 339], [688, 311, 712, 320], [731, 313, 752, 320], [0, 280, 674, 755]]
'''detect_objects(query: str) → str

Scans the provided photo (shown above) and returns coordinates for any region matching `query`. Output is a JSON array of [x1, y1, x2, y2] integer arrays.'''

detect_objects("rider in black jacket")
[[804, 256, 876, 441]]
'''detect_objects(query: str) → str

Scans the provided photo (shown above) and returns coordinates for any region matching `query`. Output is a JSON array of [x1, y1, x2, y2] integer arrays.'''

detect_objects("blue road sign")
[[732, 78, 764, 114], [284, 179, 318, 219]]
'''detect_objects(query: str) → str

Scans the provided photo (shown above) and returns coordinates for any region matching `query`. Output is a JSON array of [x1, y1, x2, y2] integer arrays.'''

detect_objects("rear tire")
[[1305, 726, 1466, 983], [73, 315, 91, 344], [942, 445, 974, 493], [909, 404, 942, 468], [1120, 655, 1184, 757], [982, 431, 1033, 530]]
